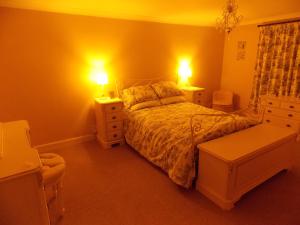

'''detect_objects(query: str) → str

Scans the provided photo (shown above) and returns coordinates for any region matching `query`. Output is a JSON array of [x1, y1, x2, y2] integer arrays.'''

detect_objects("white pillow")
[[130, 100, 161, 111], [160, 96, 187, 105]]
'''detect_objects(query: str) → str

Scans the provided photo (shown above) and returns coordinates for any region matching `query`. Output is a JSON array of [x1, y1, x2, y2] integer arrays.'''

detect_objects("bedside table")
[[94, 98, 125, 149], [181, 86, 205, 105]]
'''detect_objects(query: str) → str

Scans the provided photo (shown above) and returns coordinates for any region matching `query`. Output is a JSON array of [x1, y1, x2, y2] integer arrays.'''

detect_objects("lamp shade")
[[178, 59, 192, 85]]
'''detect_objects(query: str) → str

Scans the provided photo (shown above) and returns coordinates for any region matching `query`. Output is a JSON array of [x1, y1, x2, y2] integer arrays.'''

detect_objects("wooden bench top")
[[198, 124, 297, 163]]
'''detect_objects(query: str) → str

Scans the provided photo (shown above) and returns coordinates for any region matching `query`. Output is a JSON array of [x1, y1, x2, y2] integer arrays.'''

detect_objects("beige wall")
[[221, 25, 260, 109], [0, 7, 224, 145]]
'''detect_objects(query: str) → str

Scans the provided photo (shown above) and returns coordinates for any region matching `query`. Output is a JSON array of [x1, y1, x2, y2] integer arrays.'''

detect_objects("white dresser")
[[261, 95, 300, 134], [0, 121, 50, 225]]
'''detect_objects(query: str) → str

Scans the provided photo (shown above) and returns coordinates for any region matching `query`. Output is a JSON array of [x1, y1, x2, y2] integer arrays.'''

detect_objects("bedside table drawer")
[[193, 91, 203, 99], [194, 97, 203, 105], [107, 131, 123, 141], [107, 121, 123, 132], [104, 102, 123, 113], [106, 112, 123, 122]]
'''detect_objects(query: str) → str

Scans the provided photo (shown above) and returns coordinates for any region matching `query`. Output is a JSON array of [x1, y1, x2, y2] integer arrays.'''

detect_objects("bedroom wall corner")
[[220, 25, 260, 109]]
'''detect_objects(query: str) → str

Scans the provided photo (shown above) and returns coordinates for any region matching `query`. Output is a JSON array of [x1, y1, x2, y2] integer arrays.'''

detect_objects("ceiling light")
[[216, 0, 243, 34]]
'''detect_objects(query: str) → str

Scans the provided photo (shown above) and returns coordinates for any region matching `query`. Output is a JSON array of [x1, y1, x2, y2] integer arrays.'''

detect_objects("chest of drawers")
[[94, 98, 125, 149], [261, 96, 300, 133]]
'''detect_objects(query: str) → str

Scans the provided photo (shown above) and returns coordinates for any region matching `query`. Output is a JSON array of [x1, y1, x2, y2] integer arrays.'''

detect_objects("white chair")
[[40, 153, 66, 225], [212, 90, 234, 112]]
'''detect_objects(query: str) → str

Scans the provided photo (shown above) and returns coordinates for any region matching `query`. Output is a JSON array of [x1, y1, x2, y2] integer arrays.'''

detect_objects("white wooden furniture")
[[40, 153, 66, 224], [196, 124, 297, 210], [0, 121, 50, 225], [180, 86, 205, 105], [95, 98, 125, 149], [261, 95, 300, 134]]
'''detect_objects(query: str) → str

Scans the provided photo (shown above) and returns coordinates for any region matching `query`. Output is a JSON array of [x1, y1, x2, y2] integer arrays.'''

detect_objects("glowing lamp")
[[91, 60, 109, 98], [94, 71, 108, 86], [178, 59, 192, 87]]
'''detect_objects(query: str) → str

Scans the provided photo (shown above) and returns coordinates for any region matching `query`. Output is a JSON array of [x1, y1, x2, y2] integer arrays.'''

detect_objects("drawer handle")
[[286, 124, 291, 128], [289, 105, 295, 109], [112, 116, 116, 120], [112, 125, 117, 129], [198, 93, 202, 96], [268, 102, 273, 105], [113, 134, 118, 138], [267, 110, 272, 113], [266, 119, 271, 123], [111, 106, 116, 110], [288, 114, 293, 117]]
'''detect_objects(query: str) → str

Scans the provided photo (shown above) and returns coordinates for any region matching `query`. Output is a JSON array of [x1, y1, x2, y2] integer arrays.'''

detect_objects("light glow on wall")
[[89, 59, 109, 98], [90, 60, 108, 85], [177, 59, 192, 86]]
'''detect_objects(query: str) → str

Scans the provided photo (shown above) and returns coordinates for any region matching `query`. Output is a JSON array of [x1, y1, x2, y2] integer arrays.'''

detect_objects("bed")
[[119, 80, 297, 209], [124, 102, 258, 188], [119, 80, 257, 186]]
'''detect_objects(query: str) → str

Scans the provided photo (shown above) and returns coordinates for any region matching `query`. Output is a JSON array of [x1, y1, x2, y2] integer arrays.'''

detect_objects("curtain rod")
[[257, 17, 300, 27]]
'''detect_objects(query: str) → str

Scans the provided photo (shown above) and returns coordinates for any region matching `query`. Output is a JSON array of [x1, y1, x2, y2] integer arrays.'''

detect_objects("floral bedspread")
[[124, 102, 258, 188]]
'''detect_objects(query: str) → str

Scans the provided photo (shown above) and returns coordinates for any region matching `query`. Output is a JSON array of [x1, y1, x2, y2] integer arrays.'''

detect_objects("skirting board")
[[35, 134, 96, 152]]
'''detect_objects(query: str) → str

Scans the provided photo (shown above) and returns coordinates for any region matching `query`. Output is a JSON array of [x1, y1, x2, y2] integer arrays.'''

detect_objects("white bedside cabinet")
[[94, 98, 125, 149], [181, 86, 205, 105]]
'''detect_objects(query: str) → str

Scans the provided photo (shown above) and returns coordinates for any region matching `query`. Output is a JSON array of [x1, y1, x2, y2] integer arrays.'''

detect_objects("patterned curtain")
[[249, 22, 300, 110]]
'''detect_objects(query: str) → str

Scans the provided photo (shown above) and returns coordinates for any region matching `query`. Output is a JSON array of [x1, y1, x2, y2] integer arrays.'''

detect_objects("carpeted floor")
[[53, 141, 300, 225]]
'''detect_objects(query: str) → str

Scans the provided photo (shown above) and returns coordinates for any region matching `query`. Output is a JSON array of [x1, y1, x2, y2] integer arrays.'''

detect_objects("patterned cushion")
[[122, 85, 159, 109], [151, 81, 184, 98]]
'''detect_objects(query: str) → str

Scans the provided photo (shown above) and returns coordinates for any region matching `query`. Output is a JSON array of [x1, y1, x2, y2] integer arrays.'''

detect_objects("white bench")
[[196, 124, 297, 210]]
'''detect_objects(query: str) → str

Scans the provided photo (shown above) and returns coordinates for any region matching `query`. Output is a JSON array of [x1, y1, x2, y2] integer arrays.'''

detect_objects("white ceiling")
[[0, 0, 300, 26]]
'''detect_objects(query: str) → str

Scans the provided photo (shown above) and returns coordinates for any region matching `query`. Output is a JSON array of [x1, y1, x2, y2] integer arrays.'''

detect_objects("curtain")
[[249, 22, 300, 110]]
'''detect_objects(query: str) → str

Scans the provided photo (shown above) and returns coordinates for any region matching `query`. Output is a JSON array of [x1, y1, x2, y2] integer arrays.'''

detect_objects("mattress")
[[124, 102, 258, 188]]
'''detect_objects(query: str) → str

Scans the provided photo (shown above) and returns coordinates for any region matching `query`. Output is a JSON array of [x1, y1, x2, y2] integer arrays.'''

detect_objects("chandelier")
[[216, 0, 243, 34]]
